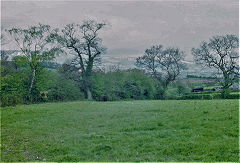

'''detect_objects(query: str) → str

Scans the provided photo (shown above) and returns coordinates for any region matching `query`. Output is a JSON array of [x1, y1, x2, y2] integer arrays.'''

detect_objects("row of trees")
[[135, 34, 239, 98], [1, 20, 239, 106]]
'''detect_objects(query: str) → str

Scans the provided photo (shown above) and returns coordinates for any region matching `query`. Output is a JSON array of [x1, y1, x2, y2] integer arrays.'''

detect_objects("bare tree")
[[192, 34, 239, 98], [136, 45, 186, 99], [55, 20, 106, 100], [8, 24, 59, 97], [1, 31, 8, 46], [1, 30, 10, 60], [136, 45, 162, 76]]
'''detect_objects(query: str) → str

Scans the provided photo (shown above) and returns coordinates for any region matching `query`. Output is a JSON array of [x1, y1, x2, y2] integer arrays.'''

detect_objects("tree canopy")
[[54, 20, 107, 99], [192, 34, 239, 97], [136, 45, 186, 99]]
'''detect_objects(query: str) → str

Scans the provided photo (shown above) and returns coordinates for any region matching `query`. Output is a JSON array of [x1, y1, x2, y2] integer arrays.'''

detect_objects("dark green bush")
[[92, 69, 155, 101], [181, 92, 238, 100], [181, 94, 212, 100], [1, 93, 24, 107], [184, 91, 214, 95], [231, 89, 240, 93], [166, 95, 181, 100], [47, 75, 84, 102], [211, 93, 222, 99], [1, 73, 26, 107], [226, 93, 239, 99]]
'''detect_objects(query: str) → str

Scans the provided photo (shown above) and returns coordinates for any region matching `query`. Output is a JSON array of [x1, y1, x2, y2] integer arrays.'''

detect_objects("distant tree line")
[[186, 75, 216, 79], [0, 20, 239, 106]]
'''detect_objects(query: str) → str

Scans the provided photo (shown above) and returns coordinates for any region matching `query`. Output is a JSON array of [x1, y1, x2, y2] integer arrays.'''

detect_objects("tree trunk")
[[222, 86, 230, 99], [222, 72, 230, 98], [29, 69, 36, 94], [161, 87, 167, 100], [86, 87, 92, 100]]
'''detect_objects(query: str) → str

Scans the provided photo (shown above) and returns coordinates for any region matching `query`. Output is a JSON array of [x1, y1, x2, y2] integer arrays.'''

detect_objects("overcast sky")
[[1, 0, 239, 63]]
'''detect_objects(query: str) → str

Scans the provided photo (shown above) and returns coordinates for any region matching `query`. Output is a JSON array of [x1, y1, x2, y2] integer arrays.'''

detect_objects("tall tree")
[[192, 34, 239, 98], [55, 20, 106, 100], [8, 24, 59, 101], [136, 45, 186, 99]]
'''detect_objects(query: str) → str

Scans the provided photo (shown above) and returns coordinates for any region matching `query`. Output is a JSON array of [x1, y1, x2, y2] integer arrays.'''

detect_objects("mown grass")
[[1, 100, 239, 161]]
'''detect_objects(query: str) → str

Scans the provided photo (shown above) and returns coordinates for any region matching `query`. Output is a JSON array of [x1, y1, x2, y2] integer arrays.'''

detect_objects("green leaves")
[[91, 69, 155, 101], [7, 23, 61, 100]]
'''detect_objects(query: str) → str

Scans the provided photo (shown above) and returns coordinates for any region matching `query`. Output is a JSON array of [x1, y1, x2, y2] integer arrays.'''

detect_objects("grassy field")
[[1, 100, 239, 161]]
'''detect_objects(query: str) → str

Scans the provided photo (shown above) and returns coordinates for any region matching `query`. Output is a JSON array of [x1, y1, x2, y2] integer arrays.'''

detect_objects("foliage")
[[176, 82, 186, 96], [7, 24, 60, 102], [226, 93, 239, 99], [181, 94, 213, 100], [0, 59, 84, 106], [92, 69, 155, 101], [180, 92, 239, 100], [46, 72, 84, 101], [1, 74, 25, 106], [2, 24, 239, 106], [0, 58, 28, 106]]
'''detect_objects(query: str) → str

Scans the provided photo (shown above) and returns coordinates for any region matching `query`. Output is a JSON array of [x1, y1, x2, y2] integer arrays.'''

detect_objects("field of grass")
[[1, 100, 239, 161]]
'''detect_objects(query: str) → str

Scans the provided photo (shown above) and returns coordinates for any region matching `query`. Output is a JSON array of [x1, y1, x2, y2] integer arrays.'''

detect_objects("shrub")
[[181, 94, 213, 100], [226, 93, 239, 99], [211, 93, 222, 99], [1, 93, 24, 107], [181, 92, 239, 100], [47, 73, 84, 102], [180, 93, 230, 100], [92, 69, 155, 101], [1, 74, 26, 107], [47, 81, 84, 102], [166, 95, 181, 100]]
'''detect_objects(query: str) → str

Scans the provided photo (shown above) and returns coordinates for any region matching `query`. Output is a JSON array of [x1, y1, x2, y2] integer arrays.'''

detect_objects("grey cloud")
[[1, 0, 238, 64]]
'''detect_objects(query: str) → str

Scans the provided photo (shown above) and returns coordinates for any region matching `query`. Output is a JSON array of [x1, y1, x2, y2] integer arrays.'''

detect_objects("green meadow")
[[1, 100, 239, 161]]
